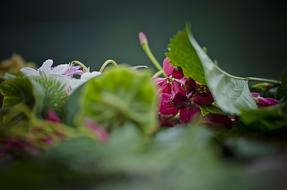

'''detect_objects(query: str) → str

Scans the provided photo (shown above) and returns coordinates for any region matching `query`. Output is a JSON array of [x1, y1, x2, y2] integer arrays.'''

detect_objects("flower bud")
[[139, 32, 148, 45]]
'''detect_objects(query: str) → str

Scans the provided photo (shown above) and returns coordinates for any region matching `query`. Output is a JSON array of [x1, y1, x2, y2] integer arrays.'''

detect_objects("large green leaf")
[[0, 74, 68, 126], [167, 30, 206, 84], [239, 103, 287, 133], [63, 84, 84, 126], [0, 76, 35, 125], [0, 125, 282, 190], [0, 76, 34, 109], [30, 74, 68, 118], [77, 67, 158, 133], [167, 26, 257, 115]]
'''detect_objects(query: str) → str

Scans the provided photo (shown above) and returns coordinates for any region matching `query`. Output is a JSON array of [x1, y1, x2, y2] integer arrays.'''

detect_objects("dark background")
[[0, 0, 286, 79]]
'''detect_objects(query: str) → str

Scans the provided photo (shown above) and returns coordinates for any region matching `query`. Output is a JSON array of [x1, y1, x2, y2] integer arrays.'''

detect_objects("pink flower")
[[46, 110, 61, 123], [85, 119, 109, 142], [191, 84, 214, 106], [0, 138, 38, 158], [154, 58, 214, 126], [64, 65, 84, 77], [204, 114, 234, 129], [154, 58, 186, 96], [252, 92, 279, 107], [159, 93, 178, 116], [163, 57, 184, 79], [179, 106, 200, 123], [159, 93, 199, 124], [139, 32, 148, 45]]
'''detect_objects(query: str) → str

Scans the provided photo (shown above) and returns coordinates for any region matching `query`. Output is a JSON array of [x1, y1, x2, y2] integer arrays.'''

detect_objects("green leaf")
[[167, 26, 257, 115], [63, 84, 84, 126], [277, 67, 287, 100], [167, 30, 206, 84], [0, 76, 35, 125], [240, 103, 287, 132], [2, 125, 278, 190], [30, 74, 68, 118], [0, 76, 34, 109], [0, 74, 68, 126], [281, 67, 287, 88], [77, 67, 158, 133]]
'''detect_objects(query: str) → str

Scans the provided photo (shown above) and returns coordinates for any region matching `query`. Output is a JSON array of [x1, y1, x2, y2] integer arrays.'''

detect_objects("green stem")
[[153, 70, 164, 78], [100, 59, 119, 72], [214, 64, 281, 85], [141, 43, 164, 75], [132, 65, 149, 70], [246, 77, 281, 85], [70, 60, 89, 72]]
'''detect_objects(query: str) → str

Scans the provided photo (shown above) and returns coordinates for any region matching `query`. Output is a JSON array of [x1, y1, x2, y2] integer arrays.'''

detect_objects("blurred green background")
[[0, 0, 286, 79]]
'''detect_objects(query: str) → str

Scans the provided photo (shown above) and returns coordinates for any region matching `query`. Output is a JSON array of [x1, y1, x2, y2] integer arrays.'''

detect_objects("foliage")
[[167, 26, 257, 115], [0, 76, 34, 126], [30, 74, 68, 118], [0, 26, 287, 190], [239, 103, 287, 134], [77, 67, 158, 133], [1, 125, 284, 190]]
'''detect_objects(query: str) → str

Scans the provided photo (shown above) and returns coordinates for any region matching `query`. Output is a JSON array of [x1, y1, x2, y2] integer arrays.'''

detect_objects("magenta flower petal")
[[41, 136, 54, 145], [257, 97, 279, 106], [172, 67, 184, 79], [64, 66, 84, 77], [163, 57, 174, 77], [179, 106, 200, 123], [251, 92, 260, 97], [85, 119, 109, 142], [163, 57, 184, 79], [192, 91, 214, 106], [251, 92, 279, 107], [154, 77, 171, 93], [159, 115, 176, 127], [184, 78, 197, 95], [204, 114, 233, 129], [46, 110, 61, 123], [0, 139, 38, 158], [173, 93, 189, 109], [159, 93, 178, 116], [171, 80, 186, 97]]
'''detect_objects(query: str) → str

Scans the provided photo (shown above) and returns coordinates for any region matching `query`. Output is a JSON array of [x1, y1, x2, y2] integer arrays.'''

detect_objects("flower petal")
[[257, 97, 279, 106], [20, 67, 39, 76], [163, 57, 174, 77], [159, 93, 178, 116], [171, 80, 186, 97], [38, 59, 53, 73], [204, 114, 233, 129], [173, 92, 189, 109], [52, 64, 70, 75], [159, 115, 176, 127], [64, 66, 83, 76], [154, 77, 171, 93], [192, 91, 214, 106], [85, 119, 109, 142], [251, 92, 260, 97], [81, 71, 101, 80], [179, 106, 200, 123], [184, 78, 197, 95], [172, 67, 184, 79], [46, 110, 61, 123]]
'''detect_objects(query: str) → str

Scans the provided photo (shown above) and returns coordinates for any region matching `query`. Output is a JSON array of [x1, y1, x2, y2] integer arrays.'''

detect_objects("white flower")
[[21, 59, 101, 94], [21, 59, 70, 76], [69, 71, 101, 91]]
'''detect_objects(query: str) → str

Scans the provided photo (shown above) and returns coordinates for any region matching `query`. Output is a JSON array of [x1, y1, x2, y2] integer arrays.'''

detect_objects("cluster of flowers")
[[0, 56, 281, 158], [21, 59, 101, 94], [154, 58, 279, 128]]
